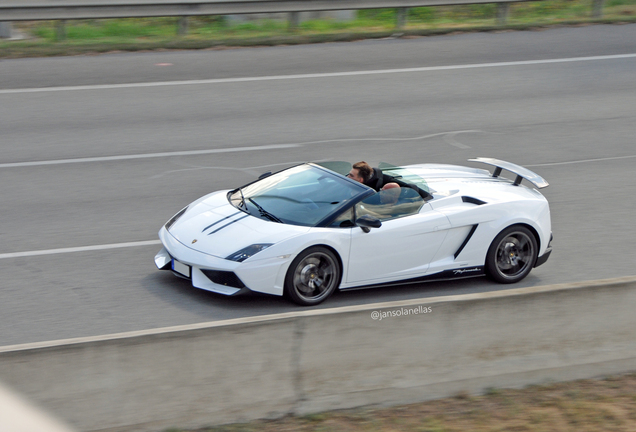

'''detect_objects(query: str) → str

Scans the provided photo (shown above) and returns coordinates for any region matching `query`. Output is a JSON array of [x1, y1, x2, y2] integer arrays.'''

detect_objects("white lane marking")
[[0, 144, 299, 168], [150, 160, 312, 179], [526, 154, 636, 167], [0, 131, 481, 168], [0, 240, 162, 260], [1, 53, 635, 95], [443, 131, 472, 149]]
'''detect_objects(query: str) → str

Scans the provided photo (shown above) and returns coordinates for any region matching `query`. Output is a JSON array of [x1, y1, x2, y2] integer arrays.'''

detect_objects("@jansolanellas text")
[[371, 306, 432, 321]]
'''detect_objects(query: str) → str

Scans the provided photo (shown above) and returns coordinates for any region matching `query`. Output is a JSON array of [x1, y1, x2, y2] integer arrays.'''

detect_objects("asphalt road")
[[1, 24, 635, 346]]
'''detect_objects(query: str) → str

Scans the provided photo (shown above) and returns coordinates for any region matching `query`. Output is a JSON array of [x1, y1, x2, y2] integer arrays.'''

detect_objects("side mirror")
[[258, 171, 272, 180], [356, 215, 382, 233]]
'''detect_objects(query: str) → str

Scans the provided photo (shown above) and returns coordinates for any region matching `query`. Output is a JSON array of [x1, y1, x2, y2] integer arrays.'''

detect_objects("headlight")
[[164, 206, 189, 231], [226, 244, 273, 262]]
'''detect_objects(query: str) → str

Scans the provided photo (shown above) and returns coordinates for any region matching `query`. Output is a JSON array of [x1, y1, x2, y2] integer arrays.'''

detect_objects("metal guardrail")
[[0, 0, 531, 21], [0, 0, 607, 39]]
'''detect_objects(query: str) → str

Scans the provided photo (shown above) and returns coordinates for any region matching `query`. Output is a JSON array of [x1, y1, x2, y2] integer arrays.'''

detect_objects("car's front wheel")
[[284, 246, 341, 306], [486, 225, 537, 283]]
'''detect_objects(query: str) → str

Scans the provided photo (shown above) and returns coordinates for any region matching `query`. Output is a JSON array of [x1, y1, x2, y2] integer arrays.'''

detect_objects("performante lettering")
[[453, 268, 482, 275]]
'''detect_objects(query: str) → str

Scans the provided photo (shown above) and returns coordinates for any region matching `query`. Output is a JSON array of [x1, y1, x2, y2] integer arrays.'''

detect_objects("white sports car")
[[155, 158, 552, 305]]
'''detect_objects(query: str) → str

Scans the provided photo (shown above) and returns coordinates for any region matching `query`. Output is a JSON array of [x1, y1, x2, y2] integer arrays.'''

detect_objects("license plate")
[[172, 259, 191, 278]]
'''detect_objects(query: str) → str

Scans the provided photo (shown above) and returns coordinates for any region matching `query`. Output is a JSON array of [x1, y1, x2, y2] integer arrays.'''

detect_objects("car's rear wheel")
[[284, 246, 341, 306], [486, 225, 537, 283]]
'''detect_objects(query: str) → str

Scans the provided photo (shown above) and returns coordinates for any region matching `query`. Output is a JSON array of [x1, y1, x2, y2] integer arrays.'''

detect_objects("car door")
[[345, 199, 451, 285]]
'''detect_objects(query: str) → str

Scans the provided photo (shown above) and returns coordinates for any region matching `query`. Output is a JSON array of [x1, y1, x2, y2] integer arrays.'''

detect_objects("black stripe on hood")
[[208, 215, 249, 235], [201, 211, 241, 233]]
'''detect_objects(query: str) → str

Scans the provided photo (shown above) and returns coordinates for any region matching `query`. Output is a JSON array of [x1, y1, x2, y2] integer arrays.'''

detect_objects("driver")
[[347, 161, 398, 191], [347, 161, 432, 201]]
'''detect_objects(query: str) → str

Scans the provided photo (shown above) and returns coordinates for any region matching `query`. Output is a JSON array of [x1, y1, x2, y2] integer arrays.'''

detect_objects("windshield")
[[378, 162, 431, 194], [229, 164, 368, 227]]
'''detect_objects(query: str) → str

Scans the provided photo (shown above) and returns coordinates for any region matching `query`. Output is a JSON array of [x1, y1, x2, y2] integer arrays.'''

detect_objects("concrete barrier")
[[1, 276, 636, 431]]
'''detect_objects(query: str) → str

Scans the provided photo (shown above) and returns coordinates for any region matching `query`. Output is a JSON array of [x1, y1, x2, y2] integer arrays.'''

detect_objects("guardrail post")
[[288, 12, 300, 31], [178, 16, 189, 35], [0, 22, 12, 39], [591, 0, 604, 17], [396, 7, 407, 29], [496, 2, 510, 24], [55, 20, 66, 40]]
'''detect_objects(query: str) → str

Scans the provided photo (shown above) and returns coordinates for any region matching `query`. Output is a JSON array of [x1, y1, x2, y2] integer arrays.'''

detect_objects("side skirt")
[[340, 266, 485, 291]]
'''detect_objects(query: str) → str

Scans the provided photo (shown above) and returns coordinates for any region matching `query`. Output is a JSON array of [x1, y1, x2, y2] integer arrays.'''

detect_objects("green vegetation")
[[170, 373, 636, 431], [1, 0, 636, 57]]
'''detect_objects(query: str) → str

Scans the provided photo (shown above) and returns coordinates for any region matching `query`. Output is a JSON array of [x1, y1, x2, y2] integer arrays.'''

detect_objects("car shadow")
[[141, 270, 547, 319], [140, 271, 293, 318], [327, 273, 549, 307]]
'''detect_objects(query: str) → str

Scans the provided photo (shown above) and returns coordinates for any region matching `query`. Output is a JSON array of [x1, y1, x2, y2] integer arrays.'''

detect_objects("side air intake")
[[462, 196, 487, 205], [454, 225, 479, 259]]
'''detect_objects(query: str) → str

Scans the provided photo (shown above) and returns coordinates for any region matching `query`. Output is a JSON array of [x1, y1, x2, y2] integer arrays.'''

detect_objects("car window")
[[378, 162, 432, 195], [355, 187, 424, 222], [327, 207, 355, 228]]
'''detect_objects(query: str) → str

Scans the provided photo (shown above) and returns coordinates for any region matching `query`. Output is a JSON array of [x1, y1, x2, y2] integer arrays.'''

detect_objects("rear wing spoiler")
[[469, 158, 549, 189]]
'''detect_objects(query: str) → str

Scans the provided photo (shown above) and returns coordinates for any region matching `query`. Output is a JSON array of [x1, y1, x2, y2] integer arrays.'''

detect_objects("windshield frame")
[[228, 163, 373, 228]]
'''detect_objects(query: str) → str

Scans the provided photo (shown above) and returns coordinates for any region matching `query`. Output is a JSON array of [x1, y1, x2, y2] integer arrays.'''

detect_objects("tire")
[[284, 246, 341, 306], [485, 225, 538, 284]]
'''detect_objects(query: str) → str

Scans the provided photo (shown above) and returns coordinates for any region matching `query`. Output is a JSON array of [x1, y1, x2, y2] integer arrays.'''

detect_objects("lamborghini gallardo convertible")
[[155, 158, 552, 305]]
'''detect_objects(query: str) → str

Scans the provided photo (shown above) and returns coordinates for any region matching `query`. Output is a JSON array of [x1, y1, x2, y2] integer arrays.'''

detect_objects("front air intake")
[[201, 270, 246, 289]]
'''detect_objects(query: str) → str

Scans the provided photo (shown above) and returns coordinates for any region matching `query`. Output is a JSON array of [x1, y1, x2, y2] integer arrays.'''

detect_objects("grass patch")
[[160, 373, 636, 431], [2, 0, 636, 58]]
